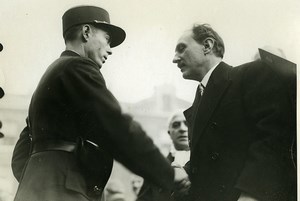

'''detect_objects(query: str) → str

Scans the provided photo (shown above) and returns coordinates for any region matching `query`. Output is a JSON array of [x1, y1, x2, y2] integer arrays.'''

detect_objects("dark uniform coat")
[[136, 153, 175, 201], [184, 61, 296, 201], [12, 51, 174, 201]]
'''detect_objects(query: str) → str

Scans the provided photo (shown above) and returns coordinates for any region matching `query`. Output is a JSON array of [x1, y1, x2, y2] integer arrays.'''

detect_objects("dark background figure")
[[11, 5, 189, 201], [137, 111, 190, 201], [0, 121, 4, 139], [0, 87, 4, 99], [0, 87, 4, 139], [172, 24, 296, 201]]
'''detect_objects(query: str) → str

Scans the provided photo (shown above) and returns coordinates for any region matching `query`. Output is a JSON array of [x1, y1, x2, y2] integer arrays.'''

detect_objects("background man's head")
[[167, 111, 189, 151]]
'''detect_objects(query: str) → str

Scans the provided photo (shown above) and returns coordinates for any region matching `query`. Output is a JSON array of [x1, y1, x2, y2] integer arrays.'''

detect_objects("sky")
[[0, 0, 299, 103]]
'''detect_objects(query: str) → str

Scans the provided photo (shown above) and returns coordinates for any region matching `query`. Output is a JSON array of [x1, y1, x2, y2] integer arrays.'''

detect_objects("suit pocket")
[[219, 99, 241, 108]]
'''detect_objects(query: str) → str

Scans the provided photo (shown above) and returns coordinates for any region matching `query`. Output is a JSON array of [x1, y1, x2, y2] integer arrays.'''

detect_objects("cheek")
[[169, 133, 176, 140], [188, 53, 200, 64]]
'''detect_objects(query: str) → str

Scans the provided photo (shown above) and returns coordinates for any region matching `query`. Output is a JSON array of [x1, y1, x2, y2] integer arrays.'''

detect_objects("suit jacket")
[[184, 61, 296, 201], [12, 51, 174, 201]]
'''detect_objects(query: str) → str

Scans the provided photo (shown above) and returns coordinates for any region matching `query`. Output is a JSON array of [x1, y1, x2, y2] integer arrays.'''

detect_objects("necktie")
[[198, 83, 205, 96]]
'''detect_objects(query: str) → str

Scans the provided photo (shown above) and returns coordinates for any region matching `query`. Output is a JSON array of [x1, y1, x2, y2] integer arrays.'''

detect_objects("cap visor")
[[94, 23, 126, 48]]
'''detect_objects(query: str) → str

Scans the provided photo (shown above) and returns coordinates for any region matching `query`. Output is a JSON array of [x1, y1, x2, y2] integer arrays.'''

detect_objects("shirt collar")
[[200, 62, 220, 87]]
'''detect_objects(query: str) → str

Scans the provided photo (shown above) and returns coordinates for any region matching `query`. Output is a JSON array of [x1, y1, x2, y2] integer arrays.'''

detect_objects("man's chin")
[[182, 73, 191, 80], [95, 61, 103, 69]]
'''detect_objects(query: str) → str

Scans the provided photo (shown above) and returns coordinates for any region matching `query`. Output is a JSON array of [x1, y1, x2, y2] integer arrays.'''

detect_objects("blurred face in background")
[[168, 113, 189, 151]]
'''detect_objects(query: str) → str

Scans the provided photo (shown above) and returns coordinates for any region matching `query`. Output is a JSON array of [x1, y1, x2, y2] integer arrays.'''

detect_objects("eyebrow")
[[175, 43, 186, 52]]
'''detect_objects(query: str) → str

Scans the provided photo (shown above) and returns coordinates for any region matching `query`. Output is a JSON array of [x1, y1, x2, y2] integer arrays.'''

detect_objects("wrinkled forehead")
[[169, 114, 185, 124], [175, 30, 197, 52], [177, 30, 193, 43]]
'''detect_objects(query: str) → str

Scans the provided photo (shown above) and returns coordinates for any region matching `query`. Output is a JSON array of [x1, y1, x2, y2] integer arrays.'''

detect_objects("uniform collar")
[[61, 50, 81, 57]]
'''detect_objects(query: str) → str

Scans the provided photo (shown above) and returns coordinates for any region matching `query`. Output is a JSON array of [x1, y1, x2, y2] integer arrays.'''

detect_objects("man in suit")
[[172, 24, 296, 201], [137, 111, 190, 201], [11, 6, 189, 201]]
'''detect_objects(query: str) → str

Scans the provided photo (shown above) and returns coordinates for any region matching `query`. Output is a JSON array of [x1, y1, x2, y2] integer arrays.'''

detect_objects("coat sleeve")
[[234, 61, 296, 200], [136, 180, 153, 201], [60, 58, 174, 190], [11, 119, 31, 182]]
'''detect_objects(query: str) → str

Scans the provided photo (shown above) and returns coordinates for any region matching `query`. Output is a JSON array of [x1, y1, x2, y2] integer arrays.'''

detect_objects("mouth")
[[102, 56, 108, 63], [177, 135, 188, 141], [178, 63, 186, 70]]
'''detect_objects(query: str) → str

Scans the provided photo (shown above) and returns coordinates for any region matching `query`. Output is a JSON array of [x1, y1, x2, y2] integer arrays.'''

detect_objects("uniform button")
[[219, 184, 226, 193], [93, 186, 103, 195], [211, 152, 220, 160], [210, 122, 218, 129], [192, 167, 197, 174]]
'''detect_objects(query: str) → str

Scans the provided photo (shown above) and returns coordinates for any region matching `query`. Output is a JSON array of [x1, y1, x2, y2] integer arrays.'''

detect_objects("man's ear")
[[203, 37, 214, 55], [81, 24, 92, 42]]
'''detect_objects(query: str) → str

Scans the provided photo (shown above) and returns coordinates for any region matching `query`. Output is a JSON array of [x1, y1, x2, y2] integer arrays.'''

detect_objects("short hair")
[[63, 24, 83, 43], [167, 110, 185, 130], [63, 23, 111, 43], [191, 24, 225, 58]]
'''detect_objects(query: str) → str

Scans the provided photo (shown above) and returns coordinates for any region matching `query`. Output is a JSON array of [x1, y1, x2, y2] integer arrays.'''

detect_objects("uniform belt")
[[32, 140, 77, 155]]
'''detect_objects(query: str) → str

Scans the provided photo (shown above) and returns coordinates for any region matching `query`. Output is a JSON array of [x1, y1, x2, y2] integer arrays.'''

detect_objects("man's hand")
[[238, 192, 259, 201], [173, 167, 191, 196]]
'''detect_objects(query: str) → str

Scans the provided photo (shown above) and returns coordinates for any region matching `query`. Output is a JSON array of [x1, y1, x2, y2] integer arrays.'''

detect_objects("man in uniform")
[[12, 5, 189, 201]]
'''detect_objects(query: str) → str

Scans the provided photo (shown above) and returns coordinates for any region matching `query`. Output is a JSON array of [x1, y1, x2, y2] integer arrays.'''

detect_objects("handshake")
[[172, 162, 191, 198]]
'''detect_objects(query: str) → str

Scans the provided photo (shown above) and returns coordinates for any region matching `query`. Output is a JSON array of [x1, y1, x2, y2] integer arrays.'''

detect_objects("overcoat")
[[184, 61, 296, 201], [12, 51, 174, 201]]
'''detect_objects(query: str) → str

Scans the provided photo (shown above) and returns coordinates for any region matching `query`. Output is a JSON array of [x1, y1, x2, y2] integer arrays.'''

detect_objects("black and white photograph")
[[0, 0, 298, 200]]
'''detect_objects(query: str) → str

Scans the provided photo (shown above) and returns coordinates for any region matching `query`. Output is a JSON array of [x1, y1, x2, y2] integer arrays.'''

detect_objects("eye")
[[105, 34, 111, 44], [183, 120, 188, 127], [171, 120, 187, 129], [172, 121, 180, 129], [176, 44, 186, 53]]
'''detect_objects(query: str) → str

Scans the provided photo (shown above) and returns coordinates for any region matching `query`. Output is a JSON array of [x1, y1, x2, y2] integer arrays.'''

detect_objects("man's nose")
[[179, 122, 187, 131], [173, 54, 180, 63], [107, 46, 112, 55]]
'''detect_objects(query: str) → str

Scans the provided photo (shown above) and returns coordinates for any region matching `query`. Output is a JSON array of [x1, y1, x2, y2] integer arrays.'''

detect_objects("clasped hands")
[[172, 162, 191, 197]]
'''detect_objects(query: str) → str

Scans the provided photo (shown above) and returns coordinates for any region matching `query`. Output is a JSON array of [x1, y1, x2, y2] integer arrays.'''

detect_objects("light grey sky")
[[0, 0, 299, 103]]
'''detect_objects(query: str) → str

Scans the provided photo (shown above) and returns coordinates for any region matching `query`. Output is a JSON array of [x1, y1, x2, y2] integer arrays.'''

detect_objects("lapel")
[[184, 85, 201, 142], [190, 62, 232, 151]]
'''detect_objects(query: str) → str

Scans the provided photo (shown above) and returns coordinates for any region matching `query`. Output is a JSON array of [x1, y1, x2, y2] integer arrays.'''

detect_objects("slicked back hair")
[[191, 24, 225, 58], [63, 24, 83, 43]]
